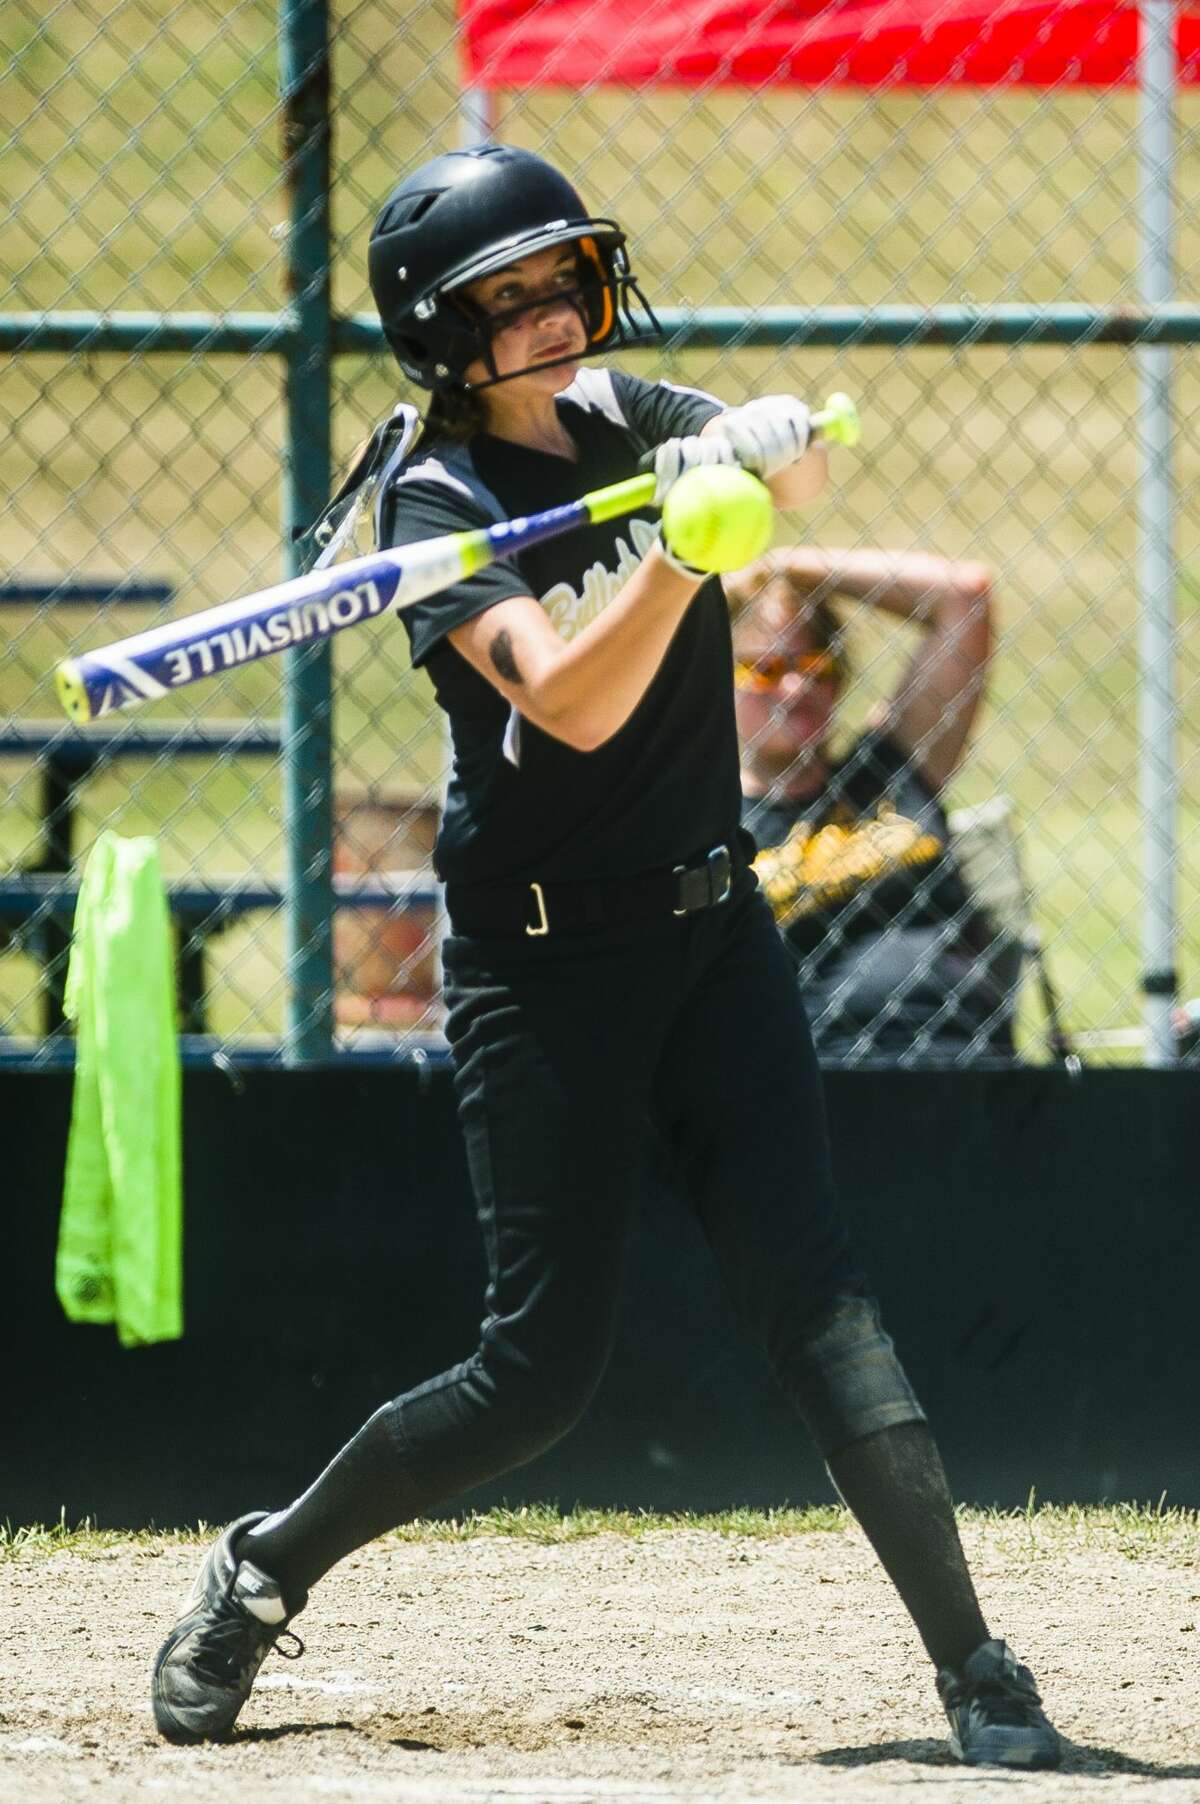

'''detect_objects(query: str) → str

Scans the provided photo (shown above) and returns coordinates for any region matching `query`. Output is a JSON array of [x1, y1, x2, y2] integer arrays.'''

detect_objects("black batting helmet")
[[368, 145, 660, 390]]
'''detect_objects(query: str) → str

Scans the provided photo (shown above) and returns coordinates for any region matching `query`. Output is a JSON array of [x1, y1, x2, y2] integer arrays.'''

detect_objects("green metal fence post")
[[279, 0, 334, 1064]]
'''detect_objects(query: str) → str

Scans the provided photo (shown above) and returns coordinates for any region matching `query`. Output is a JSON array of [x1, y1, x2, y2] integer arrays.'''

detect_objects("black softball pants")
[[370, 877, 919, 1513]]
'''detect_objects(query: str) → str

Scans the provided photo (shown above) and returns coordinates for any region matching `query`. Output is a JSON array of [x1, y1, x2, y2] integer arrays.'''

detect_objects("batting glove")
[[650, 433, 740, 505], [717, 395, 812, 479]]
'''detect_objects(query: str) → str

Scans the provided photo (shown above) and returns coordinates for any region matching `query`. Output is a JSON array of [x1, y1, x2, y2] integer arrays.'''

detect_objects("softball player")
[[151, 144, 1060, 1769]]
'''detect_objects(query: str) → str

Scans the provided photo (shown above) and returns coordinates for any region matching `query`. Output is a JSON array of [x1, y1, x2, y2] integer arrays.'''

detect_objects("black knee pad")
[[792, 1293, 926, 1459]]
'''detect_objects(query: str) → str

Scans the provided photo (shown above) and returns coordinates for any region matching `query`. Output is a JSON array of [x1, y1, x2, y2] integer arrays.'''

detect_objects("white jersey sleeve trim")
[[390, 454, 477, 501], [558, 367, 629, 430], [375, 429, 499, 547], [502, 707, 522, 767]]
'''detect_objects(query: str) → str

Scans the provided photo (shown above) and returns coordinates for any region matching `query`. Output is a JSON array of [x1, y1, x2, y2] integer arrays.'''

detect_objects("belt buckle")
[[525, 881, 550, 937], [708, 844, 732, 905], [674, 845, 732, 916]]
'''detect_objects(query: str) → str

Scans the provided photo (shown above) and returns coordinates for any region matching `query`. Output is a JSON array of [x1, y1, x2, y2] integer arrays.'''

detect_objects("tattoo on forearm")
[[490, 628, 523, 685]]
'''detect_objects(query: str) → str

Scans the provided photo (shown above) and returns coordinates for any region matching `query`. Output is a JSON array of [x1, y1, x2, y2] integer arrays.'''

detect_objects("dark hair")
[[799, 596, 844, 666], [732, 578, 849, 684], [423, 384, 488, 443]]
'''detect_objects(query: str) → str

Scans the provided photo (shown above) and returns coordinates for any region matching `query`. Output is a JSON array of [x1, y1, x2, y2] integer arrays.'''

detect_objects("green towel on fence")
[[57, 832, 183, 1347]]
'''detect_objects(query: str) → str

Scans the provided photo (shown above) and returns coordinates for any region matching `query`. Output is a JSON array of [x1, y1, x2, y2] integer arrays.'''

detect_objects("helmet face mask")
[[369, 146, 660, 393], [448, 276, 589, 389], [442, 238, 622, 390]]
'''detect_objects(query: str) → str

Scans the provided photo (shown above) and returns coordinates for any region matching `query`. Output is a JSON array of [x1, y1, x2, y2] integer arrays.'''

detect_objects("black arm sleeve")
[[378, 475, 530, 669]]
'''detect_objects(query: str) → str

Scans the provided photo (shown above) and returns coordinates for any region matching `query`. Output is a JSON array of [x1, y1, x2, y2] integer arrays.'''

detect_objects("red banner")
[[460, 0, 1200, 88]]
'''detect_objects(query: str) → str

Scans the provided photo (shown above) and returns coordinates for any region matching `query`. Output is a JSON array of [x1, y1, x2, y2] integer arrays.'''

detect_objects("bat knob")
[[816, 392, 861, 449], [56, 659, 93, 725]]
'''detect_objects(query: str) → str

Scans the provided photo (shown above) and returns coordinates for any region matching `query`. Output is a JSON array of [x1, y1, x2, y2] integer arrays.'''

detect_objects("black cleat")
[[938, 1638, 1061, 1770], [151, 1511, 306, 1743]]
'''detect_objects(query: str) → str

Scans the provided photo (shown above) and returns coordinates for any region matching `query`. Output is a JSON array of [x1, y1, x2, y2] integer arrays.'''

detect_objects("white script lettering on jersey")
[[539, 517, 659, 640]]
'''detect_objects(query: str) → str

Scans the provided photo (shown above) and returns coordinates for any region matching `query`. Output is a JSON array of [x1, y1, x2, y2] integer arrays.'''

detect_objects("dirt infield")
[[2, 1510, 1198, 1804]]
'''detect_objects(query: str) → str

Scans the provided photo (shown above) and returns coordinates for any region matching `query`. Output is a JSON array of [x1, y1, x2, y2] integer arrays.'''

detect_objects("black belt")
[[445, 843, 737, 939]]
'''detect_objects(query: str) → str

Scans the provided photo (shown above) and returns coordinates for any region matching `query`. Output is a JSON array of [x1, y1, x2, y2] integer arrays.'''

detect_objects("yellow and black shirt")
[[743, 732, 1016, 1062]]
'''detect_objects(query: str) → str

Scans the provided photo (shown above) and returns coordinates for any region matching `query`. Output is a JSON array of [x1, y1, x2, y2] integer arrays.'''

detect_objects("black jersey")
[[378, 368, 739, 887]]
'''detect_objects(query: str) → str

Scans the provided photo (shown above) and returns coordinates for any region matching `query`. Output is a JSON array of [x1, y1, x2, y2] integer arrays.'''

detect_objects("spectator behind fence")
[[729, 547, 1015, 1064]]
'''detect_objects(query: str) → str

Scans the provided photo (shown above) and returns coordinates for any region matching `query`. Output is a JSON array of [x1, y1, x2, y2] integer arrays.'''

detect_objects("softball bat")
[[55, 396, 859, 723]]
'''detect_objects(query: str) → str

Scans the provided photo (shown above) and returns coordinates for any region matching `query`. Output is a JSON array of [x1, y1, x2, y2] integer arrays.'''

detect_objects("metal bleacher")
[[1, 579, 284, 1031], [0, 869, 440, 1038], [2, 580, 447, 1056]]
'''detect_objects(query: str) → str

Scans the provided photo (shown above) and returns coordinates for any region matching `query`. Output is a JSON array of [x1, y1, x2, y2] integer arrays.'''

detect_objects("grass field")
[[4, 1496, 1197, 1560], [2, 1504, 1199, 1801], [4, 0, 1200, 1053]]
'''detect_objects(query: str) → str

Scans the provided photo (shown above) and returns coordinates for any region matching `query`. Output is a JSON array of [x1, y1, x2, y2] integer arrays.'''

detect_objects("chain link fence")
[[3, 0, 1199, 1065]]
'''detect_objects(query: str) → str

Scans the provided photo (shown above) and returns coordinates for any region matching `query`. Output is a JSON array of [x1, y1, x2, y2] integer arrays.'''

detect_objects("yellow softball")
[[661, 464, 775, 574]]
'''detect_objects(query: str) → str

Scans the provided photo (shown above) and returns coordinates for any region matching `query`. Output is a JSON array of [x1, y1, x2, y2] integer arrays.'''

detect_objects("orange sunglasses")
[[733, 650, 840, 691]]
